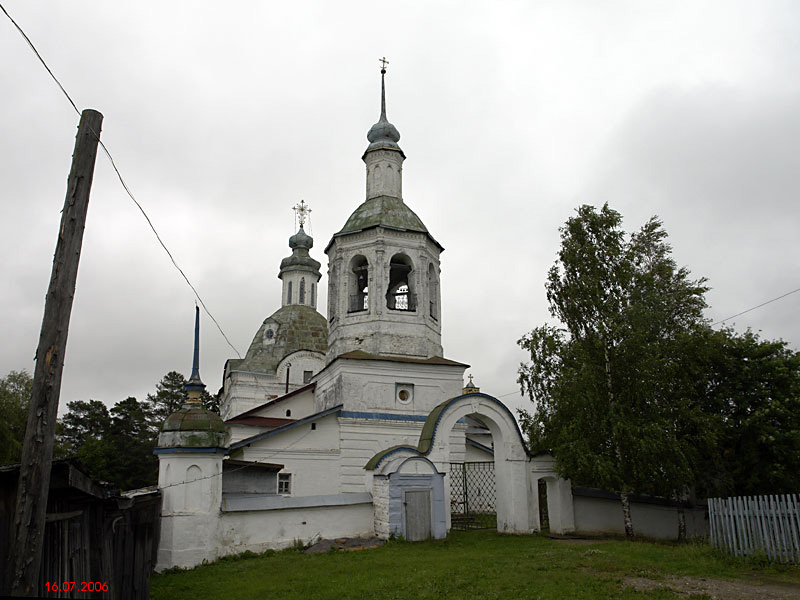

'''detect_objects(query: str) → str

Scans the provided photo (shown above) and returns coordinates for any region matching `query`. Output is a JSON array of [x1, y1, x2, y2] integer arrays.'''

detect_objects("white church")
[[152, 66, 583, 570]]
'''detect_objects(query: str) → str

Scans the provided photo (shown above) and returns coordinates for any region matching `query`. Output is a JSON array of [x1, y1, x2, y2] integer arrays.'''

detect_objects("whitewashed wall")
[[234, 413, 342, 496], [216, 501, 375, 556], [573, 490, 708, 539]]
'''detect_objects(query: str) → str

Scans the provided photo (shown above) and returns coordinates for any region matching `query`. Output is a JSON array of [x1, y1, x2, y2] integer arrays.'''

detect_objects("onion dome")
[[289, 226, 314, 250], [364, 67, 404, 156], [280, 227, 321, 278]]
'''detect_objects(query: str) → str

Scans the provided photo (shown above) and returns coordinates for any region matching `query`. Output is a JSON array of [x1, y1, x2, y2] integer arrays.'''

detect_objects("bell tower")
[[325, 61, 444, 362]]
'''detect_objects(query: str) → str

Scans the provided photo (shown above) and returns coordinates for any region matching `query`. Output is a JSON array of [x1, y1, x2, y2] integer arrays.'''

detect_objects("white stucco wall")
[[338, 417, 468, 493], [216, 501, 375, 557], [233, 413, 342, 496], [249, 385, 317, 420], [156, 452, 224, 570], [221, 352, 325, 420], [372, 475, 390, 538], [573, 493, 708, 539], [315, 358, 465, 415]]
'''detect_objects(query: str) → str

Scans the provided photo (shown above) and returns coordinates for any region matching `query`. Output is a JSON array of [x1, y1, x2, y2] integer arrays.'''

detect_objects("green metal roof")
[[326, 195, 443, 252], [228, 304, 327, 375]]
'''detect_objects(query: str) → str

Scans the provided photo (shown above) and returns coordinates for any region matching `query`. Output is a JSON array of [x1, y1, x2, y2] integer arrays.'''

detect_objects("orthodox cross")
[[379, 56, 389, 74], [293, 200, 311, 229]]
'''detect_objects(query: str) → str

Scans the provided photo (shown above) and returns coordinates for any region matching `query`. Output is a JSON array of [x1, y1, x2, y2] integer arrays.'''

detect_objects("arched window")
[[299, 278, 306, 304], [428, 263, 438, 319], [387, 253, 415, 311], [311, 283, 316, 308], [287, 281, 293, 305], [348, 255, 369, 313]]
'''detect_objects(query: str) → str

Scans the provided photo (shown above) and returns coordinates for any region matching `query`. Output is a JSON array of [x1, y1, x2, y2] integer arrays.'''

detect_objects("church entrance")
[[424, 393, 534, 534], [448, 461, 496, 530]]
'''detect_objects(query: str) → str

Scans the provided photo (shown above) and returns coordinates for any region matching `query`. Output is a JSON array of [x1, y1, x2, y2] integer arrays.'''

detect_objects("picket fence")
[[708, 494, 800, 563]]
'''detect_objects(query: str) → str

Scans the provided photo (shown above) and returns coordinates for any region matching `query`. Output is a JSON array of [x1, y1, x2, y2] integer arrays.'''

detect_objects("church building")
[[154, 65, 572, 570]]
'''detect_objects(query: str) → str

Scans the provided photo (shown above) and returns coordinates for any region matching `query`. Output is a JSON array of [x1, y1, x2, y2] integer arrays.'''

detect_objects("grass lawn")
[[150, 531, 800, 599]]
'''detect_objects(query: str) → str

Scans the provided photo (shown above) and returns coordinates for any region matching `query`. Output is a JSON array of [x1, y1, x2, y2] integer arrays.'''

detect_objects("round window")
[[398, 390, 409, 402], [265, 329, 274, 339]]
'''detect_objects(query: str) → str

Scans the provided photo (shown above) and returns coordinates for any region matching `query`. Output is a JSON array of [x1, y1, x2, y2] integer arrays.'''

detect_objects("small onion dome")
[[157, 406, 227, 449], [366, 116, 401, 151], [365, 70, 404, 156], [289, 226, 314, 250]]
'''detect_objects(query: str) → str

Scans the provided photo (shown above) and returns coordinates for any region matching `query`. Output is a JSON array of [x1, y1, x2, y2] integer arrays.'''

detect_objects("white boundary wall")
[[573, 488, 707, 539]]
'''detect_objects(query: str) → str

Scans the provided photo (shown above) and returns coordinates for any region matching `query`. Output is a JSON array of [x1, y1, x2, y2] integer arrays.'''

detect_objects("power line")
[[0, 3, 79, 115], [1, 2, 241, 359], [712, 286, 800, 327]]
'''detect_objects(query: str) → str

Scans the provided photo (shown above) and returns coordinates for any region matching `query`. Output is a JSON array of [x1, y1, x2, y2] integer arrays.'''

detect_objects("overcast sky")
[[2, 1, 799, 419]]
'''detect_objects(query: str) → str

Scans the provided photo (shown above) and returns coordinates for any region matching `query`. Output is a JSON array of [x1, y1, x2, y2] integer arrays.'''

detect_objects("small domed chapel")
[[154, 66, 573, 570]]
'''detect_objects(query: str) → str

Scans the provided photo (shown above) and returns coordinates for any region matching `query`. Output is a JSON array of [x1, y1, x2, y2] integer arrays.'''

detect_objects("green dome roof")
[[158, 406, 227, 449], [162, 406, 226, 433], [227, 304, 327, 375], [327, 195, 442, 251]]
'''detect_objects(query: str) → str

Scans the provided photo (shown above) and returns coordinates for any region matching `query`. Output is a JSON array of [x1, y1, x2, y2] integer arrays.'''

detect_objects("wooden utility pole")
[[9, 109, 103, 597]]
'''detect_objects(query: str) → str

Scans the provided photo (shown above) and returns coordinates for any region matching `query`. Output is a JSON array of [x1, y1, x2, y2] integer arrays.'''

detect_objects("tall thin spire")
[[380, 57, 388, 121], [365, 57, 402, 155], [185, 304, 205, 397]]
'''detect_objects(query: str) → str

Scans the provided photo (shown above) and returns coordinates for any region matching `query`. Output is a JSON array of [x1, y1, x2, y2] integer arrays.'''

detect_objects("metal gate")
[[449, 462, 496, 530]]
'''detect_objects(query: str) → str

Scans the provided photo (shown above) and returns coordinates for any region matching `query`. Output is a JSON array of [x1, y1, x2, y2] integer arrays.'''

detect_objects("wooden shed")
[[1, 459, 160, 599]]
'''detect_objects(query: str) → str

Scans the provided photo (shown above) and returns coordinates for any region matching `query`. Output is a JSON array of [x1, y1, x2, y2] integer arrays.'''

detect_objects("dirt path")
[[623, 575, 800, 599]]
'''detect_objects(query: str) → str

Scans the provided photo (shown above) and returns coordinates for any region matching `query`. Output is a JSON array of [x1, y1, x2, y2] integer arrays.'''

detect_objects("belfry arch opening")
[[349, 255, 369, 313], [387, 253, 415, 311]]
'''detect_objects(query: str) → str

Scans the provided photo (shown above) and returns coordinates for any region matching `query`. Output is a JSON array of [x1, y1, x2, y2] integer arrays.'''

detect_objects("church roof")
[[227, 305, 327, 375], [225, 416, 296, 428], [229, 404, 343, 451], [228, 382, 316, 420], [326, 195, 443, 252], [335, 350, 468, 367]]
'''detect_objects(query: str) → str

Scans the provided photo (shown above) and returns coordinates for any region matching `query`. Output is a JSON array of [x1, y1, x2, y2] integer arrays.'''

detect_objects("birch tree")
[[518, 204, 709, 537]]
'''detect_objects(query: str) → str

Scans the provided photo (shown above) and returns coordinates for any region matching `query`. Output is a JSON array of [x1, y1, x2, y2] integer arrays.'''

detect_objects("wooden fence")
[[708, 494, 800, 562]]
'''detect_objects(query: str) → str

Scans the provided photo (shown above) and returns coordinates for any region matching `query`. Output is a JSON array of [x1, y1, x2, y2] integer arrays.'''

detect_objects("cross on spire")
[[379, 56, 389, 74], [293, 200, 311, 229]]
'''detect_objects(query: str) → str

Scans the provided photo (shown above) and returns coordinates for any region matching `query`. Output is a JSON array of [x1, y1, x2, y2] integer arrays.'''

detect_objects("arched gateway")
[[366, 393, 573, 537]]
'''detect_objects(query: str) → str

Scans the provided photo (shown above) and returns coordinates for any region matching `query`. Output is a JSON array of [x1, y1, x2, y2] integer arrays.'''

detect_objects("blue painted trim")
[[340, 410, 428, 422], [153, 447, 227, 455]]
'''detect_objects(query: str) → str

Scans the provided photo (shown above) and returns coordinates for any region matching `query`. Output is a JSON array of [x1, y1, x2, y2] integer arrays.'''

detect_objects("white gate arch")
[[421, 393, 535, 534], [365, 392, 574, 535]]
